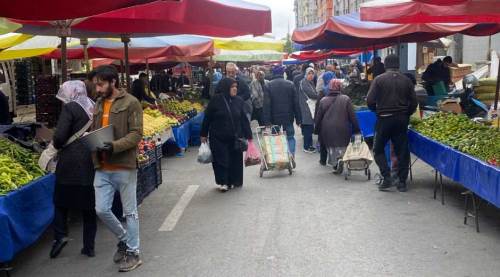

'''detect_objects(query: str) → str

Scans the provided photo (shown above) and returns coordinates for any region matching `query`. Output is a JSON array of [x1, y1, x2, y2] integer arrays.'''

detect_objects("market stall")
[[0, 174, 55, 263], [0, 136, 52, 263]]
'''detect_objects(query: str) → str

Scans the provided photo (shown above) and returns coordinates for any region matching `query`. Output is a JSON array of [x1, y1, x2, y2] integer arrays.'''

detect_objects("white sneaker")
[[219, 185, 229, 192]]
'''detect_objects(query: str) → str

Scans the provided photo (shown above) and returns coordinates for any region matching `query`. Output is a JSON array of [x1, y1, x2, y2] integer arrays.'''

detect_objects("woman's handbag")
[[222, 96, 248, 152], [38, 120, 92, 172]]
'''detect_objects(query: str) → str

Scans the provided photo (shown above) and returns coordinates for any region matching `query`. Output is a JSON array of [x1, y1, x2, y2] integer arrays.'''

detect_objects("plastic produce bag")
[[197, 142, 212, 164], [245, 140, 261, 167]]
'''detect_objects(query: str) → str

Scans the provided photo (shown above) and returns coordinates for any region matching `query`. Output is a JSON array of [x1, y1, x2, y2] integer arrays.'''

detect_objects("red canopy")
[[292, 13, 500, 50], [290, 49, 363, 61], [43, 36, 214, 60], [92, 56, 209, 67], [414, 0, 467, 4], [360, 0, 500, 23], [0, 0, 158, 21], [14, 0, 272, 37]]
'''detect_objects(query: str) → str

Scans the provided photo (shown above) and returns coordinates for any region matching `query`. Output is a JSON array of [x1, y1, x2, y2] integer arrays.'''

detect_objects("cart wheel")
[[259, 165, 264, 178], [367, 169, 371, 180]]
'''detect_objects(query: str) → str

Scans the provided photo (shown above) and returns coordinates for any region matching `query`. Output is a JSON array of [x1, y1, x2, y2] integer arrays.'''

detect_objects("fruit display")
[[137, 139, 157, 166], [412, 113, 500, 166], [0, 138, 46, 195], [161, 100, 196, 115], [143, 107, 179, 137]]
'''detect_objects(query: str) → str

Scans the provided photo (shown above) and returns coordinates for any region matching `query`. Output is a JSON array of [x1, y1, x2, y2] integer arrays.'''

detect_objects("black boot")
[[50, 238, 68, 258], [81, 247, 95, 257], [397, 181, 408, 192], [377, 176, 394, 191]]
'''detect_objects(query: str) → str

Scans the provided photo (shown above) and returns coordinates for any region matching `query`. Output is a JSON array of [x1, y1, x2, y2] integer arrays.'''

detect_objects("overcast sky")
[[246, 0, 295, 39]]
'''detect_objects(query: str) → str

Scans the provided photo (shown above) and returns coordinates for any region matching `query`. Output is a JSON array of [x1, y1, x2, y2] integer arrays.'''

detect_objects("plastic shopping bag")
[[197, 142, 212, 164], [245, 140, 261, 167]]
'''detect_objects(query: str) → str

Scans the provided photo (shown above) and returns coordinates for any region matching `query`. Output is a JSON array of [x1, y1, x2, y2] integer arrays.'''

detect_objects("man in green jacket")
[[92, 65, 144, 272]]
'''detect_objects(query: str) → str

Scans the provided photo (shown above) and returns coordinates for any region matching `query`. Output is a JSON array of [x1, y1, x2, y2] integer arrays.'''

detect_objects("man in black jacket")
[[367, 54, 417, 192], [263, 66, 302, 163]]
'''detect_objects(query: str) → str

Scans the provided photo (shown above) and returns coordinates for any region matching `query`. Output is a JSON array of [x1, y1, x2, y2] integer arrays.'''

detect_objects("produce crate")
[[450, 64, 472, 83], [155, 144, 163, 159], [137, 162, 157, 204], [155, 160, 162, 186]]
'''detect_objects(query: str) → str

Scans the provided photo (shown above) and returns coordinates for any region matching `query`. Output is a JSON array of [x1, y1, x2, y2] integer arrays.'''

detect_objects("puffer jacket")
[[91, 89, 143, 169], [263, 75, 302, 126]]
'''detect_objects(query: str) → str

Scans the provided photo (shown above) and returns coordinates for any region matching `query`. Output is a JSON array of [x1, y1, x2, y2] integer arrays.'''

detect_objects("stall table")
[[172, 112, 204, 151], [0, 174, 55, 264], [409, 130, 500, 207]]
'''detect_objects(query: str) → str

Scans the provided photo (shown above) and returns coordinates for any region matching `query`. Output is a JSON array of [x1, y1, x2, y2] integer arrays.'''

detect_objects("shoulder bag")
[[38, 119, 93, 172]]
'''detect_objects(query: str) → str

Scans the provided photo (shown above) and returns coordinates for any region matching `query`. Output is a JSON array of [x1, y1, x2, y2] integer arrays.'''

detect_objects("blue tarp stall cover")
[[409, 130, 500, 208], [172, 112, 204, 149], [0, 174, 55, 262], [355, 110, 376, 138]]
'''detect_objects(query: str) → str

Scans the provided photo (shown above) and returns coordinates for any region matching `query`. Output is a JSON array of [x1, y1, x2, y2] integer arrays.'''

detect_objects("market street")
[[10, 138, 500, 277]]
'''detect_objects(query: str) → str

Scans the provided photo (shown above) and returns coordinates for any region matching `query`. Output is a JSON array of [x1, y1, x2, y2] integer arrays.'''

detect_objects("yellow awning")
[[214, 36, 285, 52], [0, 34, 33, 50], [0, 36, 60, 61]]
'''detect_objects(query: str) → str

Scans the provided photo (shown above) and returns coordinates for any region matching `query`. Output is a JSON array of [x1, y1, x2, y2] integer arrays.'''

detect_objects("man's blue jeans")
[[94, 169, 140, 253]]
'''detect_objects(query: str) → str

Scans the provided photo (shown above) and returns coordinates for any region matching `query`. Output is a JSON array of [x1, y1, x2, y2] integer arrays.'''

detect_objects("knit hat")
[[328, 79, 343, 92], [272, 66, 285, 76], [384, 54, 400, 69], [305, 67, 315, 75]]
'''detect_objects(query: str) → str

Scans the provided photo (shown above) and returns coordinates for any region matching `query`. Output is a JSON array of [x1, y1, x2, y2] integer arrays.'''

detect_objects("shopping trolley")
[[342, 134, 373, 180], [255, 126, 293, 177]]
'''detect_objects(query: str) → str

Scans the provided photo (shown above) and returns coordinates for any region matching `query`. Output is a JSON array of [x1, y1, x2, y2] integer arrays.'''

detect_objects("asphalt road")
[[9, 136, 500, 277]]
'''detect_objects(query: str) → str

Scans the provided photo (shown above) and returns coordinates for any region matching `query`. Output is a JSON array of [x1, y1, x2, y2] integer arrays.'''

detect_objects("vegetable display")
[[412, 113, 500, 166], [0, 138, 45, 195]]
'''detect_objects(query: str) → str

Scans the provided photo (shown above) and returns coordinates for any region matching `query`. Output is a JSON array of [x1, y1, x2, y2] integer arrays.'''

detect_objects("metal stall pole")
[[80, 38, 90, 74], [121, 35, 131, 92]]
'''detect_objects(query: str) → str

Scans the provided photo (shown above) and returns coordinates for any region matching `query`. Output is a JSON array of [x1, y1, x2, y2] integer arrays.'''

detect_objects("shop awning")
[[360, 0, 500, 24], [92, 56, 209, 67], [214, 49, 284, 62], [0, 33, 32, 50], [290, 49, 363, 61], [214, 36, 285, 52], [0, 36, 61, 60], [0, 35, 214, 61], [44, 36, 214, 60], [292, 12, 500, 50], [0, 0, 159, 21], [13, 0, 272, 38]]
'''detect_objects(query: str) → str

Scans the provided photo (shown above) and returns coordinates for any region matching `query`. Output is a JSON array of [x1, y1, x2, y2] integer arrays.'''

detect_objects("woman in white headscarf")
[[298, 67, 318, 153], [50, 80, 97, 259]]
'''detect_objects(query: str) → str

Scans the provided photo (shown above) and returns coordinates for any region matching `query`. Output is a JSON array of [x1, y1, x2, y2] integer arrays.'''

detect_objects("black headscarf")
[[216, 77, 237, 99]]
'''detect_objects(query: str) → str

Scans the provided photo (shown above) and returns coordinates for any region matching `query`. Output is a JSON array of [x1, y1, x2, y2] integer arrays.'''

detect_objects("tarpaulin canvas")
[[0, 174, 55, 262], [14, 0, 272, 38], [292, 12, 500, 50], [361, 0, 500, 24], [408, 130, 500, 208]]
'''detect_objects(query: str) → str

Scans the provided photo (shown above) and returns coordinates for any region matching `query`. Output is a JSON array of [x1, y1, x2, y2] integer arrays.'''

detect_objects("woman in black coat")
[[50, 81, 97, 258], [201, 78, 252, 192]]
